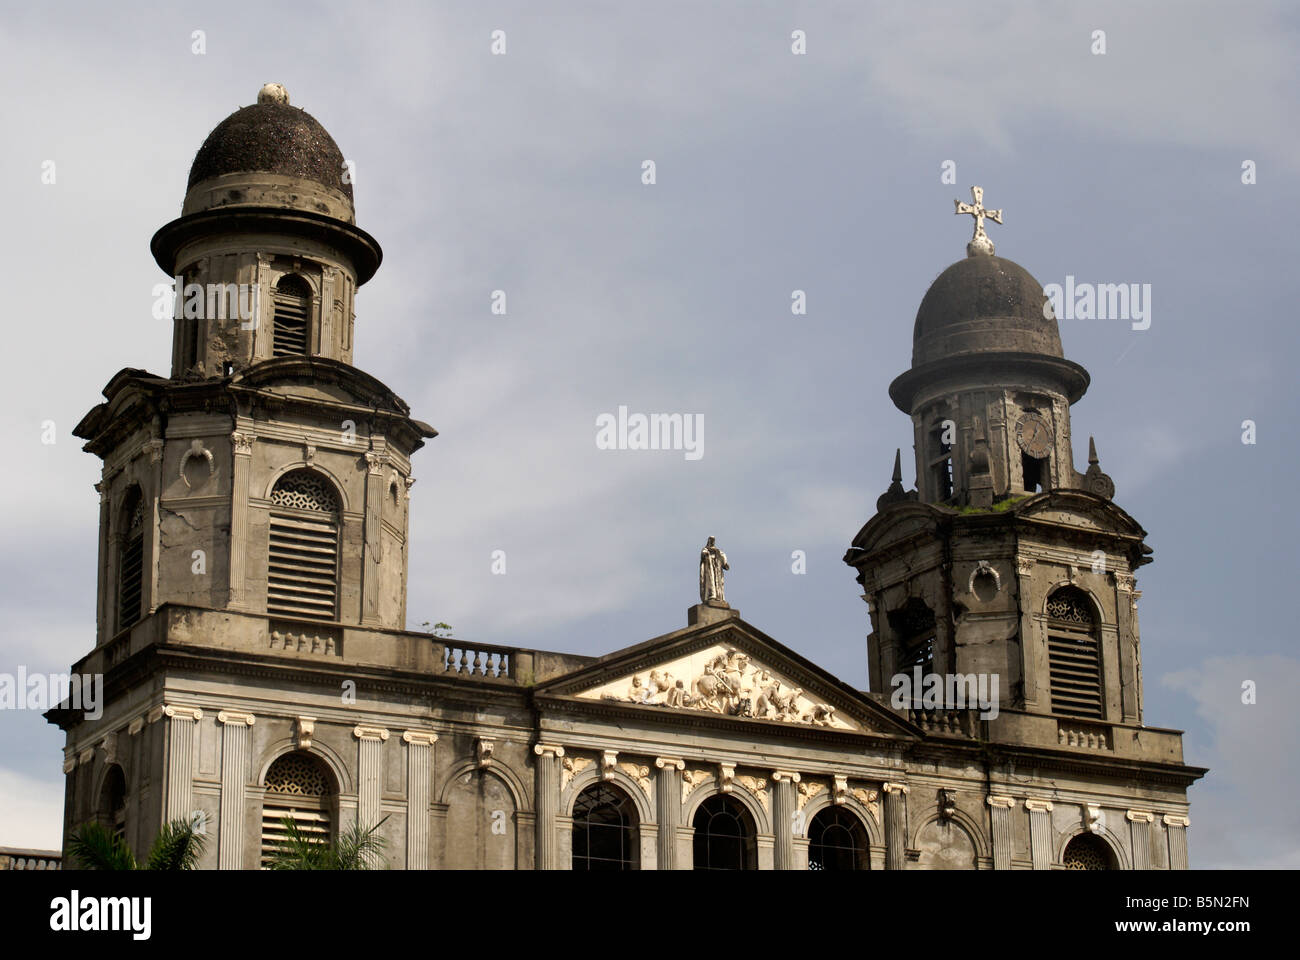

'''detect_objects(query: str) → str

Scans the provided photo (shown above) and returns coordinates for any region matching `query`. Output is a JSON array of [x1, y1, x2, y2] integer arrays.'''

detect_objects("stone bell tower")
[[74, 83, 435, 644], [845, 188, 1154, 732]]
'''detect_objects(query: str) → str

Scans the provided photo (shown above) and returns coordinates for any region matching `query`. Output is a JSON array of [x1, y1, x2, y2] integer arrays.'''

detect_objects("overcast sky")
[[1, 0, 1296, 868]]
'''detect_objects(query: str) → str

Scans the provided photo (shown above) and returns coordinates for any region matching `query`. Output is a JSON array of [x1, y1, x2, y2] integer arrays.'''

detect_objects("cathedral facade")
[[46, 87, 1204, 870]]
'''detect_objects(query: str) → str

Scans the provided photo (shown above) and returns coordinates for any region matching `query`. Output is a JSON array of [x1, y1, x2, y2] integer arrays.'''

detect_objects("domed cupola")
[[150, 84, 382, 379], [183, 83, 355, 223], [884, 188, 1097, 505], [911, 254, 1064, 366]]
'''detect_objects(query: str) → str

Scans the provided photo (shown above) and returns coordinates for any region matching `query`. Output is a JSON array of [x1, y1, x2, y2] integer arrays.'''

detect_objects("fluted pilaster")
[[217, 710, 254, 869]]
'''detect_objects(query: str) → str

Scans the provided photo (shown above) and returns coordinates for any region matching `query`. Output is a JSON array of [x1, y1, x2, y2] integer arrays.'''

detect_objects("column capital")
[[1024, 797, 1054, 812], [1162, 813, 1190, 827], [771, 770, 801, 783], [364, 451, 387, 474], [986, 795, 1016, 808], [217, 710, 255, 726], [882, 781, 910, 795], [654, 756, 685, 770], [532, 743, 565, 758], [1126, 809, 1155, 823], [163, 704, 203, 721], [144, 438, 165, 463], [402, 730, 439, 746], [353, 724, 389, 742], [230, 431, 255, 456]]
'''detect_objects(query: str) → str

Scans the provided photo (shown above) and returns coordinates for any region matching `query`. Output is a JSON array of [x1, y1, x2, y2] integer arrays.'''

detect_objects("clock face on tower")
[[1015, 414, 1053, 459]]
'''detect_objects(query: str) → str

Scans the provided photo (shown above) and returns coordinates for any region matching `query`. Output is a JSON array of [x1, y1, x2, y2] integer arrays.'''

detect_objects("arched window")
[[99, 765, 127, 842], [571, 783, 639, 870], [1046, 587, 1103, 720], [1063, 833, 1114, 870], [444, 769, 518, 869], [267, 470, 340, 620], [1022, 451, 1046, 492], [929, 418, 954, 502], [808, 807, 870, 870], [272, 274, 312, 357], [117, 489, 144, 633], [889, 597, 936, 682], [693, 794, 756, 870], [261, 751, 334, 867]]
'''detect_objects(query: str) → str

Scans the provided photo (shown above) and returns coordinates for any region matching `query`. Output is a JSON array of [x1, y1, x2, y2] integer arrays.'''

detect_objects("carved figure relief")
[[583, 644, 855, 730]]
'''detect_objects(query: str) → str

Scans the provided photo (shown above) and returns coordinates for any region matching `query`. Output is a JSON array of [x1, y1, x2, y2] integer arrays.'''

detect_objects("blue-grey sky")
[[1, 0, 1296, 868]]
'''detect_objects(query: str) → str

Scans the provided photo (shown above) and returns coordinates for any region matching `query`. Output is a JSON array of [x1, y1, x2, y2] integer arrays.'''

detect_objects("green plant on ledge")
[[953, 494, 1031, 516]]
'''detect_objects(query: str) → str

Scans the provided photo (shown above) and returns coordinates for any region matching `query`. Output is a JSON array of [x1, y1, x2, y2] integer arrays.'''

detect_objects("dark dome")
[[911, 255, 1061, 367], [187, 102, 353, 200]]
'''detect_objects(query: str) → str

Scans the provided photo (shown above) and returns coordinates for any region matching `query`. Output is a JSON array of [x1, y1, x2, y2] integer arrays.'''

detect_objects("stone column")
[[1113, 573, 1143, 722], [228, 432, 254, 609], [145, 437, 165, 614], [94, 481, 109, 645], [882, 782, 909, 870], [353, 725, 389, 866], [654, 757, 684, 870], [216, 711, 254, 869], [772, 771, 801, 870], [1015, 556, 1038, 707], [1128, 810, 1154, 869], [533, 744, 565, 870], [253, 253, 272, 361], [320, 266, 336, 358], [403, 730, 438, 870], [987, 795, 1015, 870], [164, 705, 203, 823], [361, 453, 386, 625], [1025, 798, 1054, 870], [75, 748, 95, 828], [1163, 814, 1189, 870]]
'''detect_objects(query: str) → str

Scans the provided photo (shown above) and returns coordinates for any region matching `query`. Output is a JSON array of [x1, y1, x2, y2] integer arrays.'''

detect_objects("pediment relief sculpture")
[[577, 643, 858, 730]]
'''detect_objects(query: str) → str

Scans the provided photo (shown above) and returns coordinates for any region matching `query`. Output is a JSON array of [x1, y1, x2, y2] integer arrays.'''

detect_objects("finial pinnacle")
[[1084, 436, 1115, 499], [891, 448, 903, 483], [954, 185, 1002, 257], [258, 82, 289, 105]]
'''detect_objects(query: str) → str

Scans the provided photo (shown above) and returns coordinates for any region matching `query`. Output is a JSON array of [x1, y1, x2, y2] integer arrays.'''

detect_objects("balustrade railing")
[[441, 643, 514, 679]]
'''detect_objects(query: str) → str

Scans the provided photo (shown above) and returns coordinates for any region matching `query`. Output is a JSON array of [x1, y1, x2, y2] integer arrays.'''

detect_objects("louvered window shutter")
[[261, 752, 333, 867], [267, 471, 339, 620], [118, 497, 144, 632], [1046, 589, 1104, 720], [272, 276, 311, 357]]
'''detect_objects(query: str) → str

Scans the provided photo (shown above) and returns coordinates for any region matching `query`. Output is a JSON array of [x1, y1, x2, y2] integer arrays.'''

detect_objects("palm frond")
[[145, 818, 207, 870], [67, 822, 138, 870], [266, 816, 332, 870], [266, 814, 389, 870], [332, 815, 389, 870]]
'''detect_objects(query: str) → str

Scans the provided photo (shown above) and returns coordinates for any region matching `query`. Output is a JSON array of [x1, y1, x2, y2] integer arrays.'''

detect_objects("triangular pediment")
[[541, 620, 915, 737]]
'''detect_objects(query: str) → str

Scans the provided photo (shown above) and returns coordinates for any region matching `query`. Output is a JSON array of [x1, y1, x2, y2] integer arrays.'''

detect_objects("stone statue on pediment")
[[699, 536, 729, 604]]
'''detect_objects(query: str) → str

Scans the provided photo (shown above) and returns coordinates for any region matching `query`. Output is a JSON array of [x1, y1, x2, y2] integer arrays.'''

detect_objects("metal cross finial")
[[954, 186, 1002, 257]]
